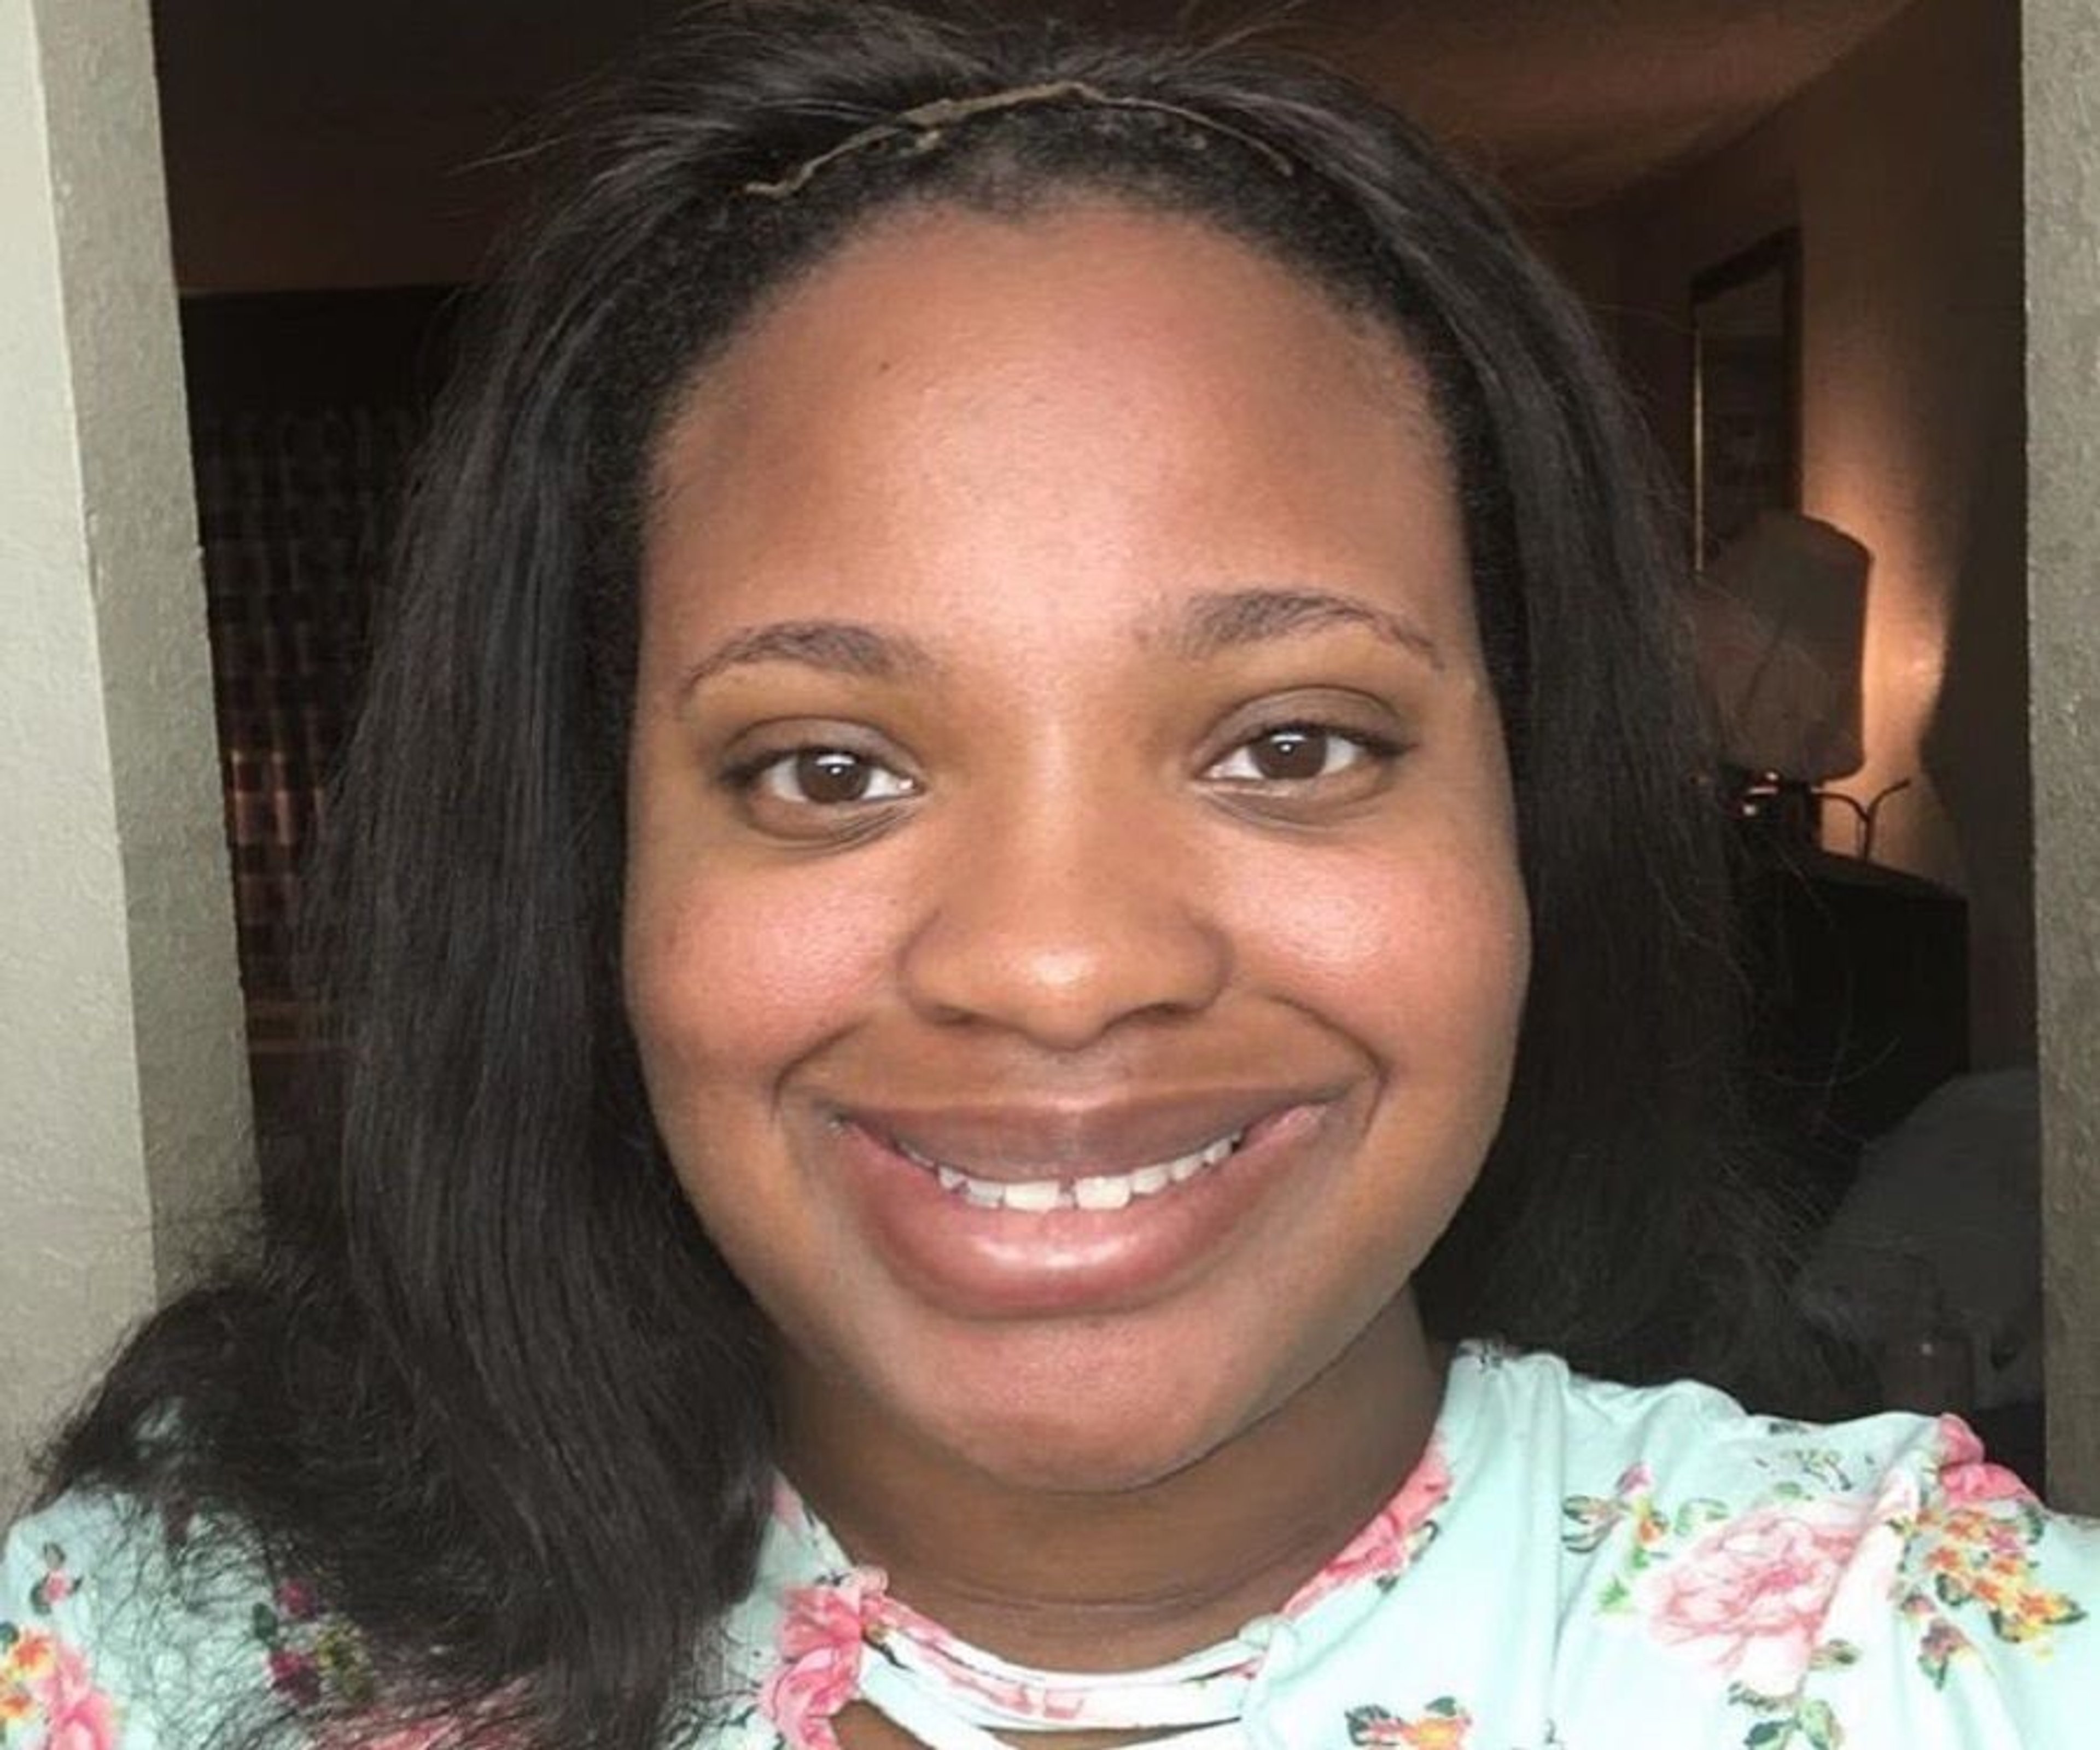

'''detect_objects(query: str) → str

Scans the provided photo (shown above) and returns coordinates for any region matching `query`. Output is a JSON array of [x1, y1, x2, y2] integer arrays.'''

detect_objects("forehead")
[[643, 199, 1469, 656], [655, 197, 1442, 480]]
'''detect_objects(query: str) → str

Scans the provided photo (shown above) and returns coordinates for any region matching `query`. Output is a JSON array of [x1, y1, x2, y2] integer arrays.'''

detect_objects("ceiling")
[[1276, 0, 1918, 208], [154, 0, 1915, 213]]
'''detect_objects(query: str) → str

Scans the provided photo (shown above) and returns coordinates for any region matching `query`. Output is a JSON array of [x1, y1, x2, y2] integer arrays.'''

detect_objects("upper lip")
[[834, 1086, 1341, 1181]]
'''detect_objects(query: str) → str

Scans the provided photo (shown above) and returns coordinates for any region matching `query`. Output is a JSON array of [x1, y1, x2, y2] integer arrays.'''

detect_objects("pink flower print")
[[865, 1595, 1089, 1724], [1346, 1697, 1473, 1748], [23, 1641, 118, 1750], [276, 1577, 322, 1622], [772, 1478, 817, 1536], [1934, 1415, 2034, 1507], [269, 1646, 325, 1706], [27, 1543, 78, 1615], [1638, 1498, 1869, 1694], [942, 1665, 1093, 1724], [1287, 1439, 1451, 1617], [865, 1592, 965, 1661], [762, 1572, 882, 1749]]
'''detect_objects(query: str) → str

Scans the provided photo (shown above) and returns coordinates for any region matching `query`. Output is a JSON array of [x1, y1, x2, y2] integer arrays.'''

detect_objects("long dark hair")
[[49, 5, 1799, 1746]]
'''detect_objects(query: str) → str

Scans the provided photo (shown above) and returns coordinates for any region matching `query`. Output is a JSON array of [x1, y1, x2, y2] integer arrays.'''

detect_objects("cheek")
[[1242, 838, 1528, 1305], [622, 850, 905, 1100], [621, 852, 912, 1302], [1226, 836, 1530, 1073]]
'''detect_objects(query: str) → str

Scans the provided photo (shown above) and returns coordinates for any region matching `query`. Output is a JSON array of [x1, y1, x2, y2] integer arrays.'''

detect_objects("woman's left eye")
[[1204, 724, 1396, 785]]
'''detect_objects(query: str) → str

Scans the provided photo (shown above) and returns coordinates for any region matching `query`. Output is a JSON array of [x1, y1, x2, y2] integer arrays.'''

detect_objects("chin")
[[886, 1327, 1299, 1496], [943, 1397, 1235, 1495]]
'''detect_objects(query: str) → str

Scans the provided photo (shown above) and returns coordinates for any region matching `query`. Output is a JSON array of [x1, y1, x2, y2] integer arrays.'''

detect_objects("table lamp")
[[1692, 510, 1871, 847]]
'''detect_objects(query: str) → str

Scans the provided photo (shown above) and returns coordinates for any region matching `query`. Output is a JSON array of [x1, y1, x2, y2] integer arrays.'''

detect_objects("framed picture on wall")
[[1691, 229, 1801, 567]]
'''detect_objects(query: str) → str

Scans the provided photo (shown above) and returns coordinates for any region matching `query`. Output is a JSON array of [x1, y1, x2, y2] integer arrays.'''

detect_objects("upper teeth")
[[903, 1131, 1241, 1211]]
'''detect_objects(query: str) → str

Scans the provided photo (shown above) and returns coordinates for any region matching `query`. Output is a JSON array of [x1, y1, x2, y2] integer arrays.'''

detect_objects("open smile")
[[890, 1127, 1246, 1211], [816, 1089, 1349, 1316], [834, 1084, 1340, 1210]]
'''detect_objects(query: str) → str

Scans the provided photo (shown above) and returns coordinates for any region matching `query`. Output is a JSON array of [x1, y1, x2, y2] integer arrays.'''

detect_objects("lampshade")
[[1692, 510, 1870, 783]]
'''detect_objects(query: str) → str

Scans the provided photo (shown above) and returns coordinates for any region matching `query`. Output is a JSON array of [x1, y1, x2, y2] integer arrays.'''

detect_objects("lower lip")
[[828, 1102, 1331, 1319]]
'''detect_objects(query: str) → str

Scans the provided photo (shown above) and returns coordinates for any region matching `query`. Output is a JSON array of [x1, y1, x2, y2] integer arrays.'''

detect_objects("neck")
[[777, 1296, 1444, 1672]]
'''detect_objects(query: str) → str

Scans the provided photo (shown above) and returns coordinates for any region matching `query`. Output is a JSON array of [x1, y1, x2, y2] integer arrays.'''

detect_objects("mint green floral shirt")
[[5, 1346, 2094, 1747]]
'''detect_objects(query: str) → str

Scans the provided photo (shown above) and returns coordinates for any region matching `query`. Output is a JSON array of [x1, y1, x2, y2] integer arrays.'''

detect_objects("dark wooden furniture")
[[1734, 837, 1970, 1216]]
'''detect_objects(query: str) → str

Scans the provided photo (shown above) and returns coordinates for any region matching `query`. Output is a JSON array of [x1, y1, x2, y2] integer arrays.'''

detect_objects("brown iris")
[[792, 749, 882, 802], [1243, 727, 1334, 781]]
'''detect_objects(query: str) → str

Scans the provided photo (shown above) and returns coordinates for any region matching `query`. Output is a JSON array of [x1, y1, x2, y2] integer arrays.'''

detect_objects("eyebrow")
[[1158, 587, 1445, 671], [679, 620, 937, 695], [678, 584, 1444, 698]]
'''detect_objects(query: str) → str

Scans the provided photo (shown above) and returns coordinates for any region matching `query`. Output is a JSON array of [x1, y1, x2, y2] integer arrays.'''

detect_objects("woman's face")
[[625, 201, 1529, 1490]]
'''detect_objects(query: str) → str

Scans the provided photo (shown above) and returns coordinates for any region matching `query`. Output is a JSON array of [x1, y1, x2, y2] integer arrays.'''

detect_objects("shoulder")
[[1457, 1346, 2098, 1746], [2, 1486, 374, 1748]]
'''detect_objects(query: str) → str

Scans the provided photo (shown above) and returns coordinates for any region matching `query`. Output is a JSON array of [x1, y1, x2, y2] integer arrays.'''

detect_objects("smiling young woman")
[[622, 201, 1526, 1670], [5, 5, 2092, 1750]]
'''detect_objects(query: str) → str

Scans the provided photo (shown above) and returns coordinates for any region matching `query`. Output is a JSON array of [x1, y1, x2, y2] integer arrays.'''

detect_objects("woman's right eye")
[[733, 747, 919, 807]]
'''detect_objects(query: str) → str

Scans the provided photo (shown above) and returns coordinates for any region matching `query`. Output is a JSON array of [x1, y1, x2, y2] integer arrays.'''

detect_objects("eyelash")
[[1204, 722, 1402, 786], [721, 720, 1402, 814], [721, 745, 920, 808]]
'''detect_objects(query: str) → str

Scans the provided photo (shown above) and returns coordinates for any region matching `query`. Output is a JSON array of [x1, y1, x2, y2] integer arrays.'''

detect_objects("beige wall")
[[0, 0, 253, 1505], [1584, 0, 2031, 1064], [2026, 0, 2100, 1514]]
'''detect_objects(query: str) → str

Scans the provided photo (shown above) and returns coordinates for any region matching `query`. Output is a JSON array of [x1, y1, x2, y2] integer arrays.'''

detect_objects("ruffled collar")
[[739, 1418, 1457, 1750]]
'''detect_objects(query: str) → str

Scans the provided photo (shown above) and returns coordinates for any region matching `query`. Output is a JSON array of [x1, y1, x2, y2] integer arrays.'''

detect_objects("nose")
[[897, 789, 1232, 1051]]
